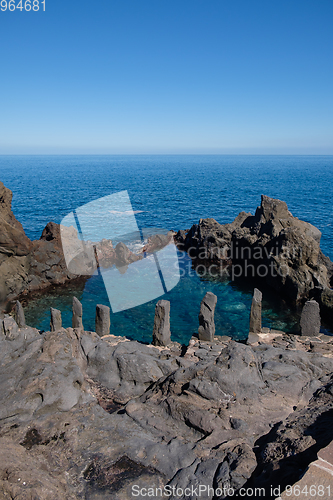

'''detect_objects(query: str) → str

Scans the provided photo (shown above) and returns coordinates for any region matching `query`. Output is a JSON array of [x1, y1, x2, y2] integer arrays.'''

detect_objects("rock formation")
[[114, 241, 143, 267], [95, 304, 111, 337], [198, 291, 217, 341], [152, 299, 171, 346], [300, 299, 321, 336], [249, 288, 262, 334], [176, 194, 333, 325], [0, 181, 84, 310], [0, 181, 32, 304]]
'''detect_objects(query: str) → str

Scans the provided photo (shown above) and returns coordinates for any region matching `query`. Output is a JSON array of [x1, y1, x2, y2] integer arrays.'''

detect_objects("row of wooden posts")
[[6, 289, 322, 345]]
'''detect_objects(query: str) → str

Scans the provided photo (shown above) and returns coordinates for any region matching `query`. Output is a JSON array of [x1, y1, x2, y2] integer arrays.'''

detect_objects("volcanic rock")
[[0, 318, 333, 499], [175, 194, 333, 325]]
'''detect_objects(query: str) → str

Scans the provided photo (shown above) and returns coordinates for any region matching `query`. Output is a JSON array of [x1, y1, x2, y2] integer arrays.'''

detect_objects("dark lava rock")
[[175, 194, 333, 326], [0, 323, 333, 499]]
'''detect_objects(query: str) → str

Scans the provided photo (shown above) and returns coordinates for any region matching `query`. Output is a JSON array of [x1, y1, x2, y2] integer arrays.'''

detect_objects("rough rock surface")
[[198, 292, 217, 341], [0, 181, 32, 304], [1, 319, 333, 499], [175, 195, 333, 324]]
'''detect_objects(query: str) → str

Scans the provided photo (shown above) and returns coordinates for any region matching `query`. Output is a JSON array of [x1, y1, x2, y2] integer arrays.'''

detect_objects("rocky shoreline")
[[1, 183, 333, 499], [1, 181, 333, 328], [0, 303, 333, 499]]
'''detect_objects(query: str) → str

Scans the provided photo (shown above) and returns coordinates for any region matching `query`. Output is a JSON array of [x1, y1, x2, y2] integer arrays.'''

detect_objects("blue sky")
[[0, 0, 332, 154]]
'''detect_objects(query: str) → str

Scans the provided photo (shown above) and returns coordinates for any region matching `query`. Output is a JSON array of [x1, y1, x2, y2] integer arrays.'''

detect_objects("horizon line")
[[1, 153, 333, 157]]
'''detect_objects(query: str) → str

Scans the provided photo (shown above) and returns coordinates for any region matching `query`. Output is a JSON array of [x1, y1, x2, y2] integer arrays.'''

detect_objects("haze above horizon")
[[0, 0, 332, 155]]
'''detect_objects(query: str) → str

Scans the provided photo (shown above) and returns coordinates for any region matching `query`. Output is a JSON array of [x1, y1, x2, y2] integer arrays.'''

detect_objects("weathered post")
[[152, 300, 171, 346], [198, 292, 217, 341], [300, 299, 321, 336], [249, 288, 262, 334], [14, 300, 26, 328], [95, 304, 111, 337], [72, 297, 83, 331], [50, 308, 62, 332]]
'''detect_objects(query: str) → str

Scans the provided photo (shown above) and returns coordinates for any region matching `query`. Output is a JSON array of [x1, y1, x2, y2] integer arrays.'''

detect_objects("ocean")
[[1, 155, 332, 342]]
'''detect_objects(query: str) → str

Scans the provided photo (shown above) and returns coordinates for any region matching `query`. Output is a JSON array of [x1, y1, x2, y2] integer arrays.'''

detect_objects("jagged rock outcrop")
[[176, 195, 333, 323], [0, 183, 82, 310], [0, 181, 32, 304]]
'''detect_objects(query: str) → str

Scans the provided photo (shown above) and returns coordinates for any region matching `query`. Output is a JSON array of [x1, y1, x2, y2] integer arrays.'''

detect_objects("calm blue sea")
[[1, 155, 332, 342]]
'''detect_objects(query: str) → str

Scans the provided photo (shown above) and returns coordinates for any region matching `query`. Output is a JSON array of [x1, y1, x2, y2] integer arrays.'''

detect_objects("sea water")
[[1, 155, 332, 342]]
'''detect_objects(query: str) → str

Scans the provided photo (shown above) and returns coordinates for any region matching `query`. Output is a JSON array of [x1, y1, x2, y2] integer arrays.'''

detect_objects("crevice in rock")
[[238, 405, 333, 499]]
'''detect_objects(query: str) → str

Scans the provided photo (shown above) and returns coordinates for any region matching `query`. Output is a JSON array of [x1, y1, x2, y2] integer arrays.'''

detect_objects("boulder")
[[300, 299, 321, 336], [249, 288, 262, 334], [152, 300, 171, 346], [95, 304, 111, 337], [198, 292, 217, 341]]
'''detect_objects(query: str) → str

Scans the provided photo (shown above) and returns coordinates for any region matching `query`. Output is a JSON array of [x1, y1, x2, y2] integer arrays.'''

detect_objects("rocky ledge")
[[0, 309, 333, 499], [175, 195, 333, 326]]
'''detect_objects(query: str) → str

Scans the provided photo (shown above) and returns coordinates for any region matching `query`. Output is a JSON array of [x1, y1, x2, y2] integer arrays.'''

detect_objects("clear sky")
[[0, 0, 332, 154]]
